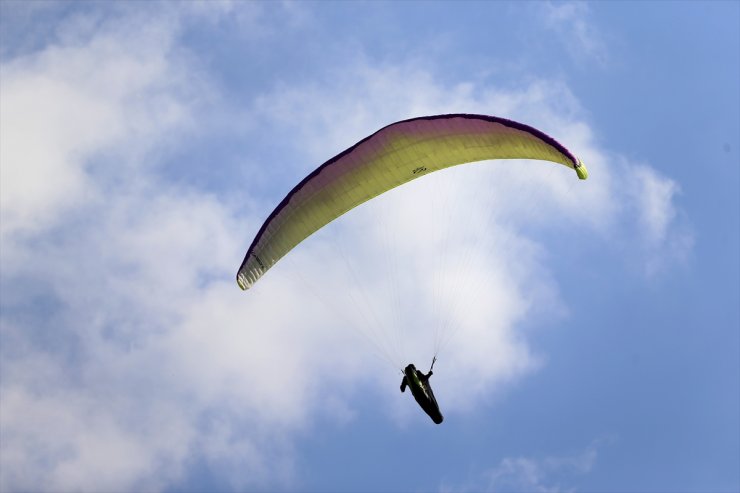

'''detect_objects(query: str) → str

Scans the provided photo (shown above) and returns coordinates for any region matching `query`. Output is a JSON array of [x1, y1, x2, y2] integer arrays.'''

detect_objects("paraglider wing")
[[237, 113, 587, 290]]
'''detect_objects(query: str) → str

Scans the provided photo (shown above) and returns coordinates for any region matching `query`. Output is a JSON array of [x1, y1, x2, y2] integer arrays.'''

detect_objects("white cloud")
[[0, 9, 281, 492], [0, 5, 690, 493], [626, 164, 693, 275], [541, 1, 609, 67], [0, 8, 202, 239]]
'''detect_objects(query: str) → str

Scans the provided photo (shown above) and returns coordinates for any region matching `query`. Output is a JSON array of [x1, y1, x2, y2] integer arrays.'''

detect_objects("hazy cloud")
[[541, 1, 609, 67], [627, 164, 693, 275], [442, 441, 605, 493]]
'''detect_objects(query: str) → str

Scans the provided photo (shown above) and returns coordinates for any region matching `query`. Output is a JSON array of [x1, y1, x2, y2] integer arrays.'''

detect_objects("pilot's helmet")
[[405, 364, 416, 374]]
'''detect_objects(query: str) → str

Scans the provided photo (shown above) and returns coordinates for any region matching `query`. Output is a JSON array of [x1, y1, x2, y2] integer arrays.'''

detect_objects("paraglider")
[[400, 359, 443, 424], [237, 113, 588, 423]]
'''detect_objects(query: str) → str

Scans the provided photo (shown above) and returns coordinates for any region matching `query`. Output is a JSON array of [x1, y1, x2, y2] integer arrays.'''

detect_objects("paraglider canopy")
[[237, 113, 587, 290]]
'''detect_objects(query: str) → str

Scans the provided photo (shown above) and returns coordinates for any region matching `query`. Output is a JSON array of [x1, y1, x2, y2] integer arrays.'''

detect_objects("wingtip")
[[575, 159, 588, 180], [236, 273, 249, 291]]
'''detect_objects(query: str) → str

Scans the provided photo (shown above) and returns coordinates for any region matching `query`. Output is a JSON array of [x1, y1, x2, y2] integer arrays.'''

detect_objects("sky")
[[0, 1, 738, 492]]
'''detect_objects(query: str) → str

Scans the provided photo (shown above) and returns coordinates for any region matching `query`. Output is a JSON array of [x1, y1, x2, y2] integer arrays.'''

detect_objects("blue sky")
[[1, 1, 738, 492]]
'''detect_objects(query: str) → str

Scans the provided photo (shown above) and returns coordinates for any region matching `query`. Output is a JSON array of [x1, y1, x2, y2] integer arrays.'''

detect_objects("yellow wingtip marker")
[[575, 159, 589, 180]]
